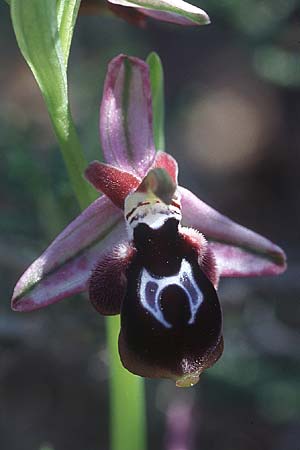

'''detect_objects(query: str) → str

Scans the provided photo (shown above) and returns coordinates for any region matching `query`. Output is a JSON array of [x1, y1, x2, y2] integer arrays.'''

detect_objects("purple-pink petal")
[[100, 54, 155, 178], [12, 196, 126, 312], [179, 187, 286, 277]]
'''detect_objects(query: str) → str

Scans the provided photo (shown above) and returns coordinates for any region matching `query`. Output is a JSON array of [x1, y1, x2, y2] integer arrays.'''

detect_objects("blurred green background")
[[0, 1, 299, 449]]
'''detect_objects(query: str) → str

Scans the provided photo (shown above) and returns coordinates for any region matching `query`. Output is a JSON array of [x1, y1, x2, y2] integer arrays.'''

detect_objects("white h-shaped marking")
[[139, 259, 203, 328]]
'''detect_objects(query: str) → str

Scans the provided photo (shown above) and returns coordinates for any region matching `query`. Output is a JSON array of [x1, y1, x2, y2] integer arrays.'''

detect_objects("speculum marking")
[[139, 259, 203, 328]]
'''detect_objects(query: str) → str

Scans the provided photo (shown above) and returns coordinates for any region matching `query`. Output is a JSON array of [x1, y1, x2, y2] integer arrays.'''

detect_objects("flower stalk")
[[107, 317, 147, 450]]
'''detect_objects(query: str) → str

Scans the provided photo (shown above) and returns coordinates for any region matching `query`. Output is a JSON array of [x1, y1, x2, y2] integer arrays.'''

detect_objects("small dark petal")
[[119, 240, 223, 384], [89, 242, 136, 315], [85, 161, 140, 209]]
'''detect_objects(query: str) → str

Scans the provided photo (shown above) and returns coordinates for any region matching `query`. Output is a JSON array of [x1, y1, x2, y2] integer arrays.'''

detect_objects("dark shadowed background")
[[0, 1, 299, 449]]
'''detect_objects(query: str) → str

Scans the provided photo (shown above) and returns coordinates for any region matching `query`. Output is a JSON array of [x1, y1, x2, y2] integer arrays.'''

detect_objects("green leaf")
[[11, 0, 67, 117], [10, 0, 96, 208], [56, 0, 81, 68], [147, 52, 165, 151]]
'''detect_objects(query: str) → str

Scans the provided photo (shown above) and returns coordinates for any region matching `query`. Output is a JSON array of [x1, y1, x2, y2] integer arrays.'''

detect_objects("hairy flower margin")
[[80, 0, 210, 27], [12, 55, 286, 387]]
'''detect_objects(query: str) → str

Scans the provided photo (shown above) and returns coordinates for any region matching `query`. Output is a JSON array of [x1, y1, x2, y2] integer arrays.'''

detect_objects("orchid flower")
[[80, 0, 210, 27], [12, 55, 286, 387]]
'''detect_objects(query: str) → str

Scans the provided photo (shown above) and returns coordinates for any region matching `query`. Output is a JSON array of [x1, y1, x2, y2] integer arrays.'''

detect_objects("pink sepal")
[[210, 243, 286, 277], [100, 54, 155, 178], [180, 187, 286, 277], [12, 196, 126, 311]]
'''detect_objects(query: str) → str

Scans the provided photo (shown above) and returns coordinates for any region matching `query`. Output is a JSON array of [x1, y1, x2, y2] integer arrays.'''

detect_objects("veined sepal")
[[11, 196, 125, 312], [180, 187, 286, 278]]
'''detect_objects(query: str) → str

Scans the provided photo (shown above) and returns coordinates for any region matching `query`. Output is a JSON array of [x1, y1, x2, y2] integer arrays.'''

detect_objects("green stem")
[[107, 316, 147, 450]]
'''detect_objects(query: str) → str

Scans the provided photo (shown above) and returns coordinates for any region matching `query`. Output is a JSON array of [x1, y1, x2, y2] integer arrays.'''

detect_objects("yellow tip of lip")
[[176, 373, 200, 388]]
